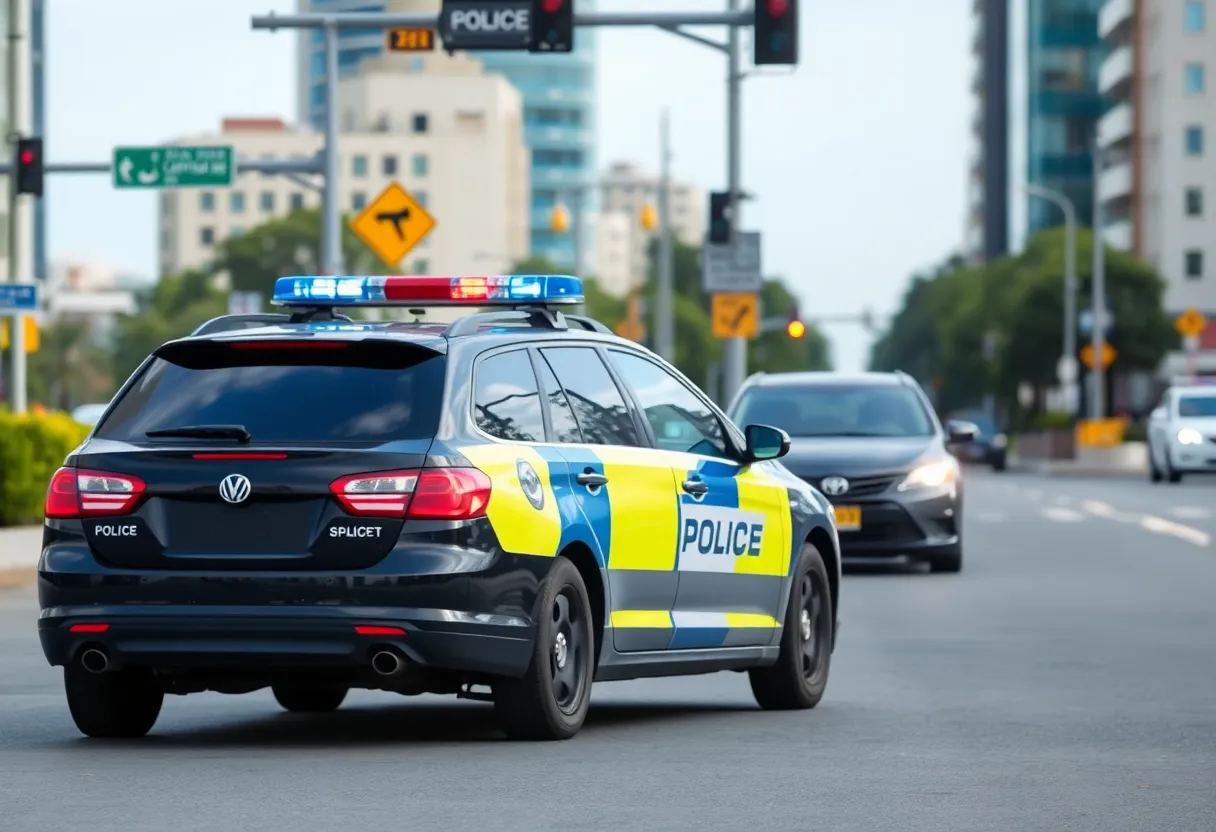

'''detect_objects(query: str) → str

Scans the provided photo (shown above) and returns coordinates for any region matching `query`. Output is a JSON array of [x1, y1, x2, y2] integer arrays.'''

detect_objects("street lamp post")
[[1025, 182, 1078, 417]]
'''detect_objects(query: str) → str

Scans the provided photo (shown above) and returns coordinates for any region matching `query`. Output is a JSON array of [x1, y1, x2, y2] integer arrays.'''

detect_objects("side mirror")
[[743, 424, 791, 462], [946, 419, 980, 444], [1150, 407, 1166, 422]]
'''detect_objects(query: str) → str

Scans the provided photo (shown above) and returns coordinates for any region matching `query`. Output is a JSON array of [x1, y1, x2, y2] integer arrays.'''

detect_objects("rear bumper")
[[38, 608, 534, 678]]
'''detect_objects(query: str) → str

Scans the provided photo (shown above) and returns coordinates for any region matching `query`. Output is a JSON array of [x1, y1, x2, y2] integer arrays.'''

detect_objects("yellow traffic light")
[[0, 316, 38, 352], [786, 319, 806, 339], [640, 203, 658, 231], [550, 203, 570, 233]]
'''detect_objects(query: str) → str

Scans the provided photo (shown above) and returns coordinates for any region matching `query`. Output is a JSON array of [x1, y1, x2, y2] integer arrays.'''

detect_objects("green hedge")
[[0, 409, 91, 527]]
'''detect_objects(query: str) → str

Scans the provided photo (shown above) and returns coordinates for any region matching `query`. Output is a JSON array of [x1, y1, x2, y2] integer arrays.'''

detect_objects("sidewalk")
[[1009, 442, 1148, 479]]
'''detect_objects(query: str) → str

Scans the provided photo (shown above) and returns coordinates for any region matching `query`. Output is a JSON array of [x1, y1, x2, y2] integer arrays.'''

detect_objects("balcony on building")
[[1099, 45, 1133, 95], [1102, 218, 1132, 251], [1039, 12, 1105, 48], [1098, 160, 1132, 201], [1097, 101, 1133, 149], [1098, 0, 1134, 39]]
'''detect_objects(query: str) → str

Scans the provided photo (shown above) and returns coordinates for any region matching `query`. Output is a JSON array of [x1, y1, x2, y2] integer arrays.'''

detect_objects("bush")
[[0, 409, 91, 526]]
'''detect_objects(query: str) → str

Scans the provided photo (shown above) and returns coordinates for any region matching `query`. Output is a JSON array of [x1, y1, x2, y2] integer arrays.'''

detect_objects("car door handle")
[[682, 478, 710, 496], [576, 471, 608, 487]]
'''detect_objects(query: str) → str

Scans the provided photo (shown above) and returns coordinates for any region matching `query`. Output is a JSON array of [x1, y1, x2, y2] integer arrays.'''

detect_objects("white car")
[[70, 403, 109, 427], [1147, 384, 1216, 482]]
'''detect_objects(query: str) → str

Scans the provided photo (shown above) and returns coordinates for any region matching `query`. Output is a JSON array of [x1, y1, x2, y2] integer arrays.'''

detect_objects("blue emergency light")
[[270, 274, 584, 307]]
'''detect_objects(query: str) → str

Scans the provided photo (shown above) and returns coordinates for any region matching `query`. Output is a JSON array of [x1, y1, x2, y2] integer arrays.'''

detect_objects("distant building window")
[[412, 154, 428, 177], [1185, 250, 1204, 279], [290, 192, 305, 211], [199, 192, 215, 212], [1186, 187, 1204, 216], [1185, 63, 1205, 94], [260, 191, 275, 212], [413, 190, 428, 208], [412, 113, 428, 134], [230, 192, 246, 213], [352, 192, 366, 211], [1185, 1, 1206, 32], [382, 155, 398, 176], [200, 227, 215, 246], [352, 155, 367, 177], [1186, 125, 1205, 155]]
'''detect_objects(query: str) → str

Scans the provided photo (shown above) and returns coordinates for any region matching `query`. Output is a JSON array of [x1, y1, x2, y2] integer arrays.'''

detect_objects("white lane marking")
[[1081, 499, 1119, 518], [974, 512, 1005, 523], [1042, 506, 1087, 523], [1170, 506, 1210, 520], [1140, 515, 1211, 548]]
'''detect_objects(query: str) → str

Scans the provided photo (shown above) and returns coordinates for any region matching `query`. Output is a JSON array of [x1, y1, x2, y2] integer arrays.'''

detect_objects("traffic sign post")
[[113, 146, 234, 189], [1175, 307, 1206, 339], [349, 181, 437, 268], [0, 284, 38, 311], [711, 292, 759, 339], [702, 231, 762, 294], [439, 1, 531, 51]]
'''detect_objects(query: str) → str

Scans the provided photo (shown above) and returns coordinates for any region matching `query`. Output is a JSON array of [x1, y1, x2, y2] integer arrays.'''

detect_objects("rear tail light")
[[329, 468, 492, 520], [45, 467, 146, 519]]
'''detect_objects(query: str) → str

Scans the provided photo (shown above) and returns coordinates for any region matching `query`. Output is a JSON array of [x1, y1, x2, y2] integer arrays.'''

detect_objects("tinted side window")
[[537, 354, 583, 443], [540, 347, 641, 446], [608, 350, 728, 458], [473, 349, 544, 442]]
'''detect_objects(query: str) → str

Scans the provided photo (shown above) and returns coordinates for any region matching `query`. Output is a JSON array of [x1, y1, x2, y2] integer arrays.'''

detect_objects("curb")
[[1008, 462, 1145, 479]]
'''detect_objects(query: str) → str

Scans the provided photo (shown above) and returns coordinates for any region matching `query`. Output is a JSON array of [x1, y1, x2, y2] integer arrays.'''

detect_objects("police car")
[[37, 274, 841, 741]]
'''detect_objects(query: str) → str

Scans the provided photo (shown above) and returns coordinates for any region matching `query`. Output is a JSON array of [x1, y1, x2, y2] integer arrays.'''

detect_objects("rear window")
[[96, 340, 446, 444]]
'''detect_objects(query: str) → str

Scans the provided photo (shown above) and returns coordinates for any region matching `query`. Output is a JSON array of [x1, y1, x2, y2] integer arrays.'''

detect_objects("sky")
[[44, 0, 972, 373]]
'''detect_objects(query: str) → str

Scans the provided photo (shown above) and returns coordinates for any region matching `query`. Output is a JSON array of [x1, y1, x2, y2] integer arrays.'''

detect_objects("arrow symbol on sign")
[[137, 168, 159, 185], [118, 157, 134, 183]]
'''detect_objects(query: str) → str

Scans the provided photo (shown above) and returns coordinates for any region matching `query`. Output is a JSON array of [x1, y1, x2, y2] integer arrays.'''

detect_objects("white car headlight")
[[1177, 427, 1204, 445], [991, 433, 1007, 449], [897, 459, 958, 491]]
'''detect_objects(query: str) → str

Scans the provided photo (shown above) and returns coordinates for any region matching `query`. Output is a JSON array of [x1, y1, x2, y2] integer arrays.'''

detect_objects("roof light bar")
[[270, 275, 584, 308]]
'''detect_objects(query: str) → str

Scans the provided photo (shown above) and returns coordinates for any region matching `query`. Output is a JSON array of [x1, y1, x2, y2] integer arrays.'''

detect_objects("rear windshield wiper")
[[145, 424, 252, 443]]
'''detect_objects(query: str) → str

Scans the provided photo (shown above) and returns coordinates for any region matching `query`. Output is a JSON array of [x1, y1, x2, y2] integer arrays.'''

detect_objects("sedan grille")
[[801, 473, 901, 497]]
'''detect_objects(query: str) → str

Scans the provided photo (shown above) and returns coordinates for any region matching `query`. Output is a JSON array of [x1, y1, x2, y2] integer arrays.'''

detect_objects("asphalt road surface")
[[2, 469, 1215, 831]]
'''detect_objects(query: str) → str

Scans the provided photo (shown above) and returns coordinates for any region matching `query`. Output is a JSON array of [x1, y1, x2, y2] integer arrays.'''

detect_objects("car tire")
[[928, 546, 963, 573], [64, 661, 164, 739], [991, 454, 1007, 472], [493, 556, 595, 741], [1164, 454, 1183, 484], [1149, 444, 1163, 482], [272, 683, 349, 713], [749, 542, 833, 711]]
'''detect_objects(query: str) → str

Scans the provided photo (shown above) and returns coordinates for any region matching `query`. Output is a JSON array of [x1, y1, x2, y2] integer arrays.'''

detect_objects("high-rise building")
[[965, 0, 1011, 264], [295, 0, 597, 271], [1096, 0, 1215, 370], [1025, 0, 1108, 235]]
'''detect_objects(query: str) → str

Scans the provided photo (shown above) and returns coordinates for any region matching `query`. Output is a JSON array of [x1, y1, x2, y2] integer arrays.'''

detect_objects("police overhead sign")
[[440, 0, 531, 51]]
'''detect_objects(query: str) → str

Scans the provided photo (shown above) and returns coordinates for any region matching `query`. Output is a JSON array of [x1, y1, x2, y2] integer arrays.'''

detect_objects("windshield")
[[732, 384, 936, 438], [1178, 395, 1216, 418], [96, 341, 446, 444]]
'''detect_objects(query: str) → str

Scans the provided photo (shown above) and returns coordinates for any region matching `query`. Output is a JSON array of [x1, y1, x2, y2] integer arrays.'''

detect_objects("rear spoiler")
[[190, 312, 354, 336]]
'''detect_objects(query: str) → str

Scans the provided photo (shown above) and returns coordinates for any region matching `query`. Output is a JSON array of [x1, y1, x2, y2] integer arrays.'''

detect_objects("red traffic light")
[[19, 149, 34, 165], [542, 0, 563, 11], [767, 0, 789, 15]]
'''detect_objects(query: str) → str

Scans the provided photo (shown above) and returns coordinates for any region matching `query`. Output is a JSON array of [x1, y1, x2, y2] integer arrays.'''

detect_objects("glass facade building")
[[298, 0, 598, 269], [1026, 0, 1108, 235]]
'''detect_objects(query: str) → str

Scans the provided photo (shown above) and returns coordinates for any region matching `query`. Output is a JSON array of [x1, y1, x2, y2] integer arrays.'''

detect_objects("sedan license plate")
[[833, 505, 862, 531]]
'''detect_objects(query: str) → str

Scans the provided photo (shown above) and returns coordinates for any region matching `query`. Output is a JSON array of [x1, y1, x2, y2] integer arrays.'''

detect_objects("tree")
[[26, 320, 114, 410], [215, 207, 391, 295]]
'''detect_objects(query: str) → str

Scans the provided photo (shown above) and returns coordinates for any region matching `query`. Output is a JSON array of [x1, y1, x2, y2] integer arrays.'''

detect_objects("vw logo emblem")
[[820, 476, 849, 496], [219, 473, 252, 505], [516, 459, 544, 511]]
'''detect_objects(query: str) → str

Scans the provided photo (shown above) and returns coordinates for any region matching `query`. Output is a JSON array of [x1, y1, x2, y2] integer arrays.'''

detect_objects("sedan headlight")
[[897, 459, 958, 491], [991, 433, 1008, 449], [1177, 427, 1204, 445]]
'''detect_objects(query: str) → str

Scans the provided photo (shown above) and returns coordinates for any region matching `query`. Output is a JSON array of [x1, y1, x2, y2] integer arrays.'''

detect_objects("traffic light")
[[708, 191, 732, 244], [550, 203, 570, 233], [14, 137, 43, 197], [529, 0, 573, 53], [786, 304, 806, 338], [754, 0, 799, 66], [640, 203, 658, 231]]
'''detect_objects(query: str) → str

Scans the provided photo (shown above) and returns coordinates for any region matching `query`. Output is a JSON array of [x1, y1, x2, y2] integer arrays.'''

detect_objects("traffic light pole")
[[6, 0, 29, 414], [721, 0, 746, 405]]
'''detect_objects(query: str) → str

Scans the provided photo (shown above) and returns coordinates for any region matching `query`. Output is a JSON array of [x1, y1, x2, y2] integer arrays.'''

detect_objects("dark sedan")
[[947, 410, 1008, 471], [728, 371, 977, 573]]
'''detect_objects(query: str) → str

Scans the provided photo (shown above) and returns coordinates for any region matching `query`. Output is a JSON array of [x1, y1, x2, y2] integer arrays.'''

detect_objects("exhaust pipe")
[[80, 648, 110, 674], [371, 650, 405, 677]]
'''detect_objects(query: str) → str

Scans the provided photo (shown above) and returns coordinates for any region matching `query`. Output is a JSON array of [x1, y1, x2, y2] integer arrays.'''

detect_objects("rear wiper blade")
[[145, 424, 252, 443]]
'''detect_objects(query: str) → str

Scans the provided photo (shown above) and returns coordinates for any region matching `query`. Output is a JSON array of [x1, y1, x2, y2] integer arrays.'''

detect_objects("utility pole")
[[320, 19, 341, 276], [30, 0, 43, 285], [721, 0, 746, 403], [1026, 183, 1078, 417], [7, 0, 29, 414], [570, 187, 583, 277], [656, 108, 674, 362], [1090, 141, 1106, 421]]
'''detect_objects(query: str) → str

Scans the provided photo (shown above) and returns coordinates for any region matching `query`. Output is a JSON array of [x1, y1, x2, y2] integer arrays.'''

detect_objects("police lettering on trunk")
[[93, 524, 138, 538], [676, 505, 765, 573]]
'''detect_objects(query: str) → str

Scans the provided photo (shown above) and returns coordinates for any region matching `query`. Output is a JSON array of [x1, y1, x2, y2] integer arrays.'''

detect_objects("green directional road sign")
[[112, 146, 234, 189]]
